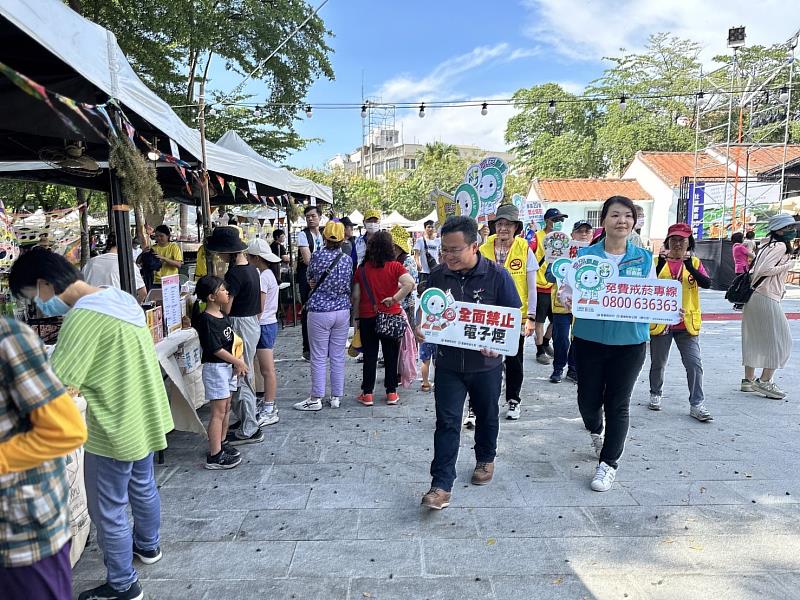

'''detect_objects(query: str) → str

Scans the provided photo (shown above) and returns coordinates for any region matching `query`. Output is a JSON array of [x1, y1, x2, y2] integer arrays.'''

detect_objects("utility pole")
[[197, 56, 214, 274]]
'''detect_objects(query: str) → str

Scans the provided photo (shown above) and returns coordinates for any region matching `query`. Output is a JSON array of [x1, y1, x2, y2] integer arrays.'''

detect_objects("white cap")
[[246, 238, 281, 263]]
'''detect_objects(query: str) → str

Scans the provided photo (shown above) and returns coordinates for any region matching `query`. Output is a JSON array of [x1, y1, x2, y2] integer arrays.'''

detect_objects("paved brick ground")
[[73, 290, 800, 600]]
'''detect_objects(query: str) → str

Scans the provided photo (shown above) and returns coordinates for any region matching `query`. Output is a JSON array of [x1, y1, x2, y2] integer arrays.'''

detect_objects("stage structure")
[[680, 26, 800, 239]]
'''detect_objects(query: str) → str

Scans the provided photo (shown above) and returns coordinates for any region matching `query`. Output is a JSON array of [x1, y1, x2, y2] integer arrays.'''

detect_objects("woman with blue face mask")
[[740, 213, 797, 400]]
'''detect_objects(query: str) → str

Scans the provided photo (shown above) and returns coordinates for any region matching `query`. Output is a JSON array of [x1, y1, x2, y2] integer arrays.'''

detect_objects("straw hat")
[[389, 224, 410, 254], [323, 221, 345, 242]]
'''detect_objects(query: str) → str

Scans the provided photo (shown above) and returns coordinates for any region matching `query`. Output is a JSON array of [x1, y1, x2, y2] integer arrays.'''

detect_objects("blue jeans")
[[84, 452, 161, 591], [430, 365, 502, 492], [552, 313, 576, 375]]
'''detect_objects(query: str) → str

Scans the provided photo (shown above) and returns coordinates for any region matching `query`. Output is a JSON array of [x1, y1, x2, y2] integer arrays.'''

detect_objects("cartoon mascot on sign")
[[420, 287, 455, 331], [575, 261, 614, 305]]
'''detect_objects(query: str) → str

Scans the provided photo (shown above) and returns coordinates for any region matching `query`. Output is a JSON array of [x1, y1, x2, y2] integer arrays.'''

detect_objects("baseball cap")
[[572, 219, 593, 231], [666, 223, 692, 238], [246, 238, 281, 262], [544, 208, 568, 221]]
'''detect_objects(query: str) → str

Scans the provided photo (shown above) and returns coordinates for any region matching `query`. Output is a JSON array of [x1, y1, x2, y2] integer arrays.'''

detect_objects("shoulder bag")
[[423, 239, 438, 269], [725, 248, 783, 305], [359, 266, 407, 339], [305, 252, 344, 307]]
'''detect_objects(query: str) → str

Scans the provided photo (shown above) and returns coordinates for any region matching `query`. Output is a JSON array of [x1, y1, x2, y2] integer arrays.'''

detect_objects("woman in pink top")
[[731, 232, 754, 274], [740, 214, 797, 399]]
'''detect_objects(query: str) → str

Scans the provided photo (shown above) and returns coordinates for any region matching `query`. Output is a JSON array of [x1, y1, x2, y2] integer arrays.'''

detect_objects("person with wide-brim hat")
[[207, 226, 266, 446], [246, 238, 283, 426], [740, 212, 796, 399], [478, 204, 537, 422], [294, 220, 354, 412]]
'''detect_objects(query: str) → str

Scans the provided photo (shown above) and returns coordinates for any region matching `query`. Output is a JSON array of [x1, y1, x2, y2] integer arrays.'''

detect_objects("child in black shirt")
[[192, 276, 248, 469]]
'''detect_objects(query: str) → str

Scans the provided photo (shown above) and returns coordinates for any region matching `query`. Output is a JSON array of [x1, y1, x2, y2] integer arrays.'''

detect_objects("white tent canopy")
[[382, 210, 414, 227], [216, 131, 332, 203], [408, 209, 438, 232], [347, 209, 364, 226], [0, 0, 326, 201]]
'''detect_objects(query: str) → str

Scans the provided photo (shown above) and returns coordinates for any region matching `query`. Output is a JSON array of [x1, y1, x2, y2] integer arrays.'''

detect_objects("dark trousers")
[[359, 317, 400, 394], [0, 541, 71, 599], [574, 337, 646, 469], [430, 365, 502, 492], [504, 335, 525, 401], [299, 274, 311, 353], [552, 313, 577, 374]]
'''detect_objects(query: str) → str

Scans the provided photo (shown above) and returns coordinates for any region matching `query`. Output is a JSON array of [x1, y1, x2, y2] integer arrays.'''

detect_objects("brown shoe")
[[471, 462, 495, 485], [421, 487, 451, 510]]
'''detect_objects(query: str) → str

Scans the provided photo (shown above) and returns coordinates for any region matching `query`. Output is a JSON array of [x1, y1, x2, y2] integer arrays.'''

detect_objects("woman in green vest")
[[648, 223, 713, 422], [479, 204, 537, 421]]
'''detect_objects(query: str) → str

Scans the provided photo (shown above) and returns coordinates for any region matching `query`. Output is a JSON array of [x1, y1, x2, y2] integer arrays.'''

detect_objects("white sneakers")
[[648, 393, 662, 411], [741, 379, 755, 392], [329, 396, 341, 409], [257, 412, 280, 427], [506, 400, 521, 420], [591, 461, 617, 492], [753, 379, 787, 400], [590, 433, 604, 458], [293, 397, 323, 411], [689, 403, 713, 422], [463, 408, 476, 429]]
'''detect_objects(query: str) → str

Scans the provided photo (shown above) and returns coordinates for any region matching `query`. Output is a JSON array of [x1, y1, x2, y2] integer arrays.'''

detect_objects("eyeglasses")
[[440, 245, 470, 255]]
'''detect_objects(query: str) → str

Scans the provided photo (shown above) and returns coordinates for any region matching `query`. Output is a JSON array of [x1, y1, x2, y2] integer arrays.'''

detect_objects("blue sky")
[[210, 0, 794, 169]]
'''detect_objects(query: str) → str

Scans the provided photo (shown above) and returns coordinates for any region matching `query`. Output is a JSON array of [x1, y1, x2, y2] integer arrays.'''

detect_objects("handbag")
[[359, 267, 407, 339], [725, 251, 782, 305]]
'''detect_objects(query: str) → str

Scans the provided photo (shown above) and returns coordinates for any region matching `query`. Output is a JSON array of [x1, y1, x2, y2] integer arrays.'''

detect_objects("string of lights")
[[170, 84, 798, 119]]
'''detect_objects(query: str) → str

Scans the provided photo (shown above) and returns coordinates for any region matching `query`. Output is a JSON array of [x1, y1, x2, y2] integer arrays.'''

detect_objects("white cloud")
[[395, 95, 516, 152], [523, 0, 797, 62]]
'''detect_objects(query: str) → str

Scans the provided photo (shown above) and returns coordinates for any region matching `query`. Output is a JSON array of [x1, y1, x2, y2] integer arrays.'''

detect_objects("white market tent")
[[408, 209, 438, 232], [347, 209, 364, 226], [0, 0, 326, 203], [382, 210, 414, 227], [216, 131, 332, 204]]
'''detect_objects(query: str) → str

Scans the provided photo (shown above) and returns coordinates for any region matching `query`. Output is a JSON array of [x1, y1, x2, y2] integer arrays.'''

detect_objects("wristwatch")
[[526, 315, 536, 322]]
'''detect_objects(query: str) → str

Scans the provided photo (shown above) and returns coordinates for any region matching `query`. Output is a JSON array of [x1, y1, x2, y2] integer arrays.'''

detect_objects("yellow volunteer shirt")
[[152, 242, 182, 284]]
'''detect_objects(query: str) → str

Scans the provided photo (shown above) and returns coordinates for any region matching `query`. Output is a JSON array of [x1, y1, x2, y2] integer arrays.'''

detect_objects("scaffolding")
[[360, 97, 396, 179], [688, 27, 800, 238]]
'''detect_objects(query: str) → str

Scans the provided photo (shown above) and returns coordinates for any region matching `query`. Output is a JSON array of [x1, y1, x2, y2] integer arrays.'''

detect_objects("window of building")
[[374, 162, 384, 176], [386, 158, 400, 171], [404, 158, 416, 169], [586, 209, 602, 228]]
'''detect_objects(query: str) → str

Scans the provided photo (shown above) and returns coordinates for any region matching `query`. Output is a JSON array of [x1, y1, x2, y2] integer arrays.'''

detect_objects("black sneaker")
[[78, 581, 143, 600], [543, 342, 554, 358], [205, 450, 242, 470], [301, 351, 310, 361], [549, 371, 563, 383], [221, 442, 241, 458], [132, 542, 162, 564], [565, 369, 578, 384], [225, 428, 264, 446]]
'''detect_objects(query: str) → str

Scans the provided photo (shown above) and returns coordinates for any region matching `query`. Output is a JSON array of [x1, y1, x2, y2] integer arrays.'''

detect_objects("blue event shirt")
[[306, 247, 353, 313]]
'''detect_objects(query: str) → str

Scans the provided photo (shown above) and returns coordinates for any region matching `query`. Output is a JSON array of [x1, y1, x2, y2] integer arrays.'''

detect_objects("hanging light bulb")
[[619, 95, 627, 111], [780, 86, 790, 103], [547, 100, 556, 115], [253, 105, 262, 117], [418, 103, 426, 118], [147, 150, 160, 161], [481, 102, 488, 116], [305, 105, 313, 118], [360, 104, 367, 118]]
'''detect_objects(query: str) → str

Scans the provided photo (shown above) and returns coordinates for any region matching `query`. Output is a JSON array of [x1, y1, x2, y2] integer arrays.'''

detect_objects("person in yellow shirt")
[[151, 224, 183, 285], [0, 317, 87, 598], [479, 204, 537, 421]]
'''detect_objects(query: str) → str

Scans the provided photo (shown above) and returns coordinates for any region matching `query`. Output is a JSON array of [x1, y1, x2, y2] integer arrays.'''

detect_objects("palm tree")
[[416, 142, 460, 166]]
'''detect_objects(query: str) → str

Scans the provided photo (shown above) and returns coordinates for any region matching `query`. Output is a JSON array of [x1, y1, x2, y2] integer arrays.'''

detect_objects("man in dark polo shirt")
[[206, 226, 264, 445]]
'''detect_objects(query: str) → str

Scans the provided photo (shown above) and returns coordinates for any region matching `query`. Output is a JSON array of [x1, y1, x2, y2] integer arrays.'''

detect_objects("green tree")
[[416, 142, 460, 165], [587, 34, 700, 173], [505, 83, 605, 178], [78, 0, 335, 160]]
